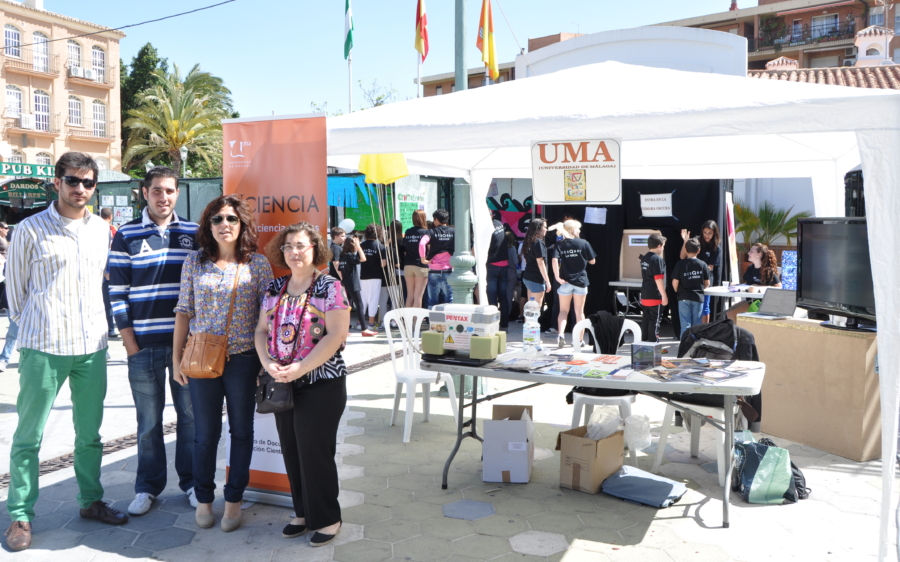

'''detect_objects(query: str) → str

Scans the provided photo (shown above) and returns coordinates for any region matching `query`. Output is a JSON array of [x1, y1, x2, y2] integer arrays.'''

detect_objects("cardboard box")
[[482, 406, 535, 483], [620, 229, 662, 282], [556, 427, 624, 493]]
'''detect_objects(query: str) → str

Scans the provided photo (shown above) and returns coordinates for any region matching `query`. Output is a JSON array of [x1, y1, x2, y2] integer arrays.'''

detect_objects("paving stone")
[[341, 476, 389, 493], [578, 511, 650, 532], [392, 535, 453, 561], [414, 487, 463, 505], [344, 434, 388, 446], [449, 533, 512, 558], [389, 473, 437, 491], [664, 541, 733, 562], [492, 553, 550, 562], [384, 450, 433, 466], [366, 462, 412, 478], [409, 462, 451, 477], [365, 518, 421, 542], [88, 546, 154, 560], [442, 499, 495, 521], [606, 545, 675, 561], [404, 439, 452, 453], [31, 498, 63, 516], [566, 528, 627, 552], [494, 497, 548, 517], [391, 501, 444, 521], [527, 511, 584, 534], [333, 538, 394, 562], [100, 483, 140, 501], [344, 453, 388, 467], [343, 503, 392, 525], [272, 542, 340, 562], [99, 469, 136, 487], [159, 494, 196, 514], [509, 485, 562, 501], [27, 526, 82, 551], [29, 512, 71, 533], [548, 547, 612, 562], [339, 463, 367, 481], [509, 530, 570, 556], [473, 513, 531, 537], [134, 525, 196, 551], [40, 482, 78, 502], [619, 525, 680, 549], [364, 442, 407, 455], [123, 508, 180, 532], [542, 490, 603, 514], [420, 517, 476, 540], [77, 526, 140, 550], [337, 443, 367, 457], [365, 487, 415, 507], [461, 484, 514, 503], [339, 489, 367, 508]]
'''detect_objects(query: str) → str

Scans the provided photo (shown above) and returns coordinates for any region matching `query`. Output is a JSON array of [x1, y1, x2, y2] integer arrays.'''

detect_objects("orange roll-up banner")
[[222, 114, 327, 506]]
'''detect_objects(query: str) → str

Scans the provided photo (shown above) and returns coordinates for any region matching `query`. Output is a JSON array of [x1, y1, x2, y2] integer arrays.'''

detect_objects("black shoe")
[[79, 500, 129, 525], [310, 521, 341, 547], [282, 522, 307, 538]]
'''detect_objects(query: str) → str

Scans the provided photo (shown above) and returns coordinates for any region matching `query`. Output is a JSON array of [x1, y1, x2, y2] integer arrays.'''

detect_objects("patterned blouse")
[[175, 252, 273, 355], [262, 274, 350, 384]]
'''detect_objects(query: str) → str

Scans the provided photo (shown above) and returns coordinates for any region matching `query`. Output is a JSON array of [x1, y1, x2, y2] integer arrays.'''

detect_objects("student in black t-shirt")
[[403, 210, 430, 308], [486, 216, 512, 328], [672, 238, 710, 337], [339, 235, 368, 331], [520, 218, 552, 308], [744, 243, 781, 290], [551, 220, 596, 348], [640, 233, 668, 343], [329, 227, 346, 280], [359, 224, 387, 335], [680, 220, 720, 323]]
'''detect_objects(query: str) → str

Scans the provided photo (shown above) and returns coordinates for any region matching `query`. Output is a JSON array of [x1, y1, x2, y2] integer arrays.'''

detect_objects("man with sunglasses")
[[109, 166, 199, 517], [5, 152, 128, 552]]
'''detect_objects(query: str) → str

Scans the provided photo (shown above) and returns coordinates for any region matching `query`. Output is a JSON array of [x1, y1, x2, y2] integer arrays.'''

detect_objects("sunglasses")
[[210, 215, 240, 226], [61, 176, 96, 189]]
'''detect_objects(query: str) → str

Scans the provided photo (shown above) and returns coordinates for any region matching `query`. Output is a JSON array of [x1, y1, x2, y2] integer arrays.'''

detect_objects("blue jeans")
[[0, 318, 18, 362], [678, 300, 703, 337], [127, 345, 194, 496], [426, 270, 453, 308], [188, 350, 261, 504], [486, 264, 510, 326]]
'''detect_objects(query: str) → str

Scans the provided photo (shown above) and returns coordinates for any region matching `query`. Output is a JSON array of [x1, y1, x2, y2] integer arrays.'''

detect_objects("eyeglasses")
[[281, 243, 312, 253], [61, 176, 96, 189], [210, 215, 240, 225]]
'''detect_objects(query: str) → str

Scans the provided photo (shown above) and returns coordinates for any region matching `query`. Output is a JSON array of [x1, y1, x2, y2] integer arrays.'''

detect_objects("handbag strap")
[[224, 263, 244, 339]]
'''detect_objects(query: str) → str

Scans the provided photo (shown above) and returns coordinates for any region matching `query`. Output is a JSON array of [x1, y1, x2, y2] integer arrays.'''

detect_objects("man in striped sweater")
[[109, 166, 199, 516]]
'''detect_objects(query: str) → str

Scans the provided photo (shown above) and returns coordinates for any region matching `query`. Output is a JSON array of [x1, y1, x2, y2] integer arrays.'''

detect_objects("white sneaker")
[[186, 487, 198, 508], [127, 492, 156, 515], [0, 360, 7, 372]]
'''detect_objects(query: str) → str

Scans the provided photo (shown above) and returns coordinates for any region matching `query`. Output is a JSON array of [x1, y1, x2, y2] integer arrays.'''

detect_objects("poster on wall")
[[639, 192, 675, 219], [115, 196, 129, 207], [101, 195, 114, 207], [530, 139, 621, 205], [113, 206, 133, 223], [222, 113, 327, 506]]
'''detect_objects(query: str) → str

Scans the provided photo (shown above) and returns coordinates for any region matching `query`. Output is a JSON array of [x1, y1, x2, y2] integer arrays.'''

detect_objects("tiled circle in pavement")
[[441, 499, 496, 520]]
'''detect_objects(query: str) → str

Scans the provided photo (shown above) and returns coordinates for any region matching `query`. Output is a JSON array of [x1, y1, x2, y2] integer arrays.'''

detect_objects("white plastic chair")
[[570, 318, 642, 465], [651, 401, 734, 487], [383, 308, 459, 443]]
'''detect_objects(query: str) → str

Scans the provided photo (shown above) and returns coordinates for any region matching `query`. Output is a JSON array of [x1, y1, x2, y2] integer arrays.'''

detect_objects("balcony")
[[65, 61, 117, 89], [750, 21, 857, 53], [2, 48, 60, 77], [67, 118, 116, 142], [4, 113, 61, 137]]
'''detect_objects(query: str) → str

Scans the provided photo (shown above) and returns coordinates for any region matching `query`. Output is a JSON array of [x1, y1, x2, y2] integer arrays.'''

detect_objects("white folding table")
[[420, 356, 765, 528]]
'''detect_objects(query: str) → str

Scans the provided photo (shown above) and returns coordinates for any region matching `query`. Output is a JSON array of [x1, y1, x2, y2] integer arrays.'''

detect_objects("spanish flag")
[[415, 0, 429, 62], [476, 0, 499, 81]]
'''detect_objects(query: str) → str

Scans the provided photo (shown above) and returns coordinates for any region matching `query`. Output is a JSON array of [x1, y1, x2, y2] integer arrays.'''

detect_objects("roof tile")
[[748, 65, 900, 90]]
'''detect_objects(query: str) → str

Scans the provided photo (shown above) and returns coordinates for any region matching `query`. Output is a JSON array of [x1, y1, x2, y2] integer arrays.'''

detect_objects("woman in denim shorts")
[[551, 220, 596, 348]]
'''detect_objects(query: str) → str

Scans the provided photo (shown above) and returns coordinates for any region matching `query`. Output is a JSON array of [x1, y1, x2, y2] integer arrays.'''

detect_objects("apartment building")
[[0, 0, 123, 176]]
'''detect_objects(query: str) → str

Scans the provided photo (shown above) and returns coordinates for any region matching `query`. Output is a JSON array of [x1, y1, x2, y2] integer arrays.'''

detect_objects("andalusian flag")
[[414, 0, 429, 62], [476, 0, 498, 80], [344, 0, 354, 60]]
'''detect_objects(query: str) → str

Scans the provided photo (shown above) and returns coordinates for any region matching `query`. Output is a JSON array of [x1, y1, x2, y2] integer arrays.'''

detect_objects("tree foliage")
[[359, 79, 398, 108], [122, 63, 233, 175], [734, 200, 812, 251], [120, 44, 168, 153]]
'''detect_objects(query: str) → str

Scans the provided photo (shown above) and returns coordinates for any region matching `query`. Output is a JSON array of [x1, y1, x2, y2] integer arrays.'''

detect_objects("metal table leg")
[[442, 374, 471, 489], [722, 394, 735, 528]]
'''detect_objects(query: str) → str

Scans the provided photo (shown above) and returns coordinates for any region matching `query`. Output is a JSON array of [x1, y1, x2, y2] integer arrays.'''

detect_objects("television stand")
[[820, 316, 876, 333]]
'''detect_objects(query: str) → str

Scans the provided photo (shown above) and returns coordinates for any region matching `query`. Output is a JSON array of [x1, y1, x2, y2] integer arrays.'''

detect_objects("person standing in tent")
[[358, 224, 386, 335], [339, 234, 368, 332], [681, 220, 721, 323], [329, 227, 346, 280], [640, 234, 668, 342], [486, 216, 511, 328], [551, 220, 597, 348], [419, 209, 455, 307], [403, 210, 430, 309]]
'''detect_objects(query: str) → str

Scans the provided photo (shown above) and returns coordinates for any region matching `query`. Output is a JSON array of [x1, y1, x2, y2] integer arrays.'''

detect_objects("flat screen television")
[[796, 217, 876, 331]]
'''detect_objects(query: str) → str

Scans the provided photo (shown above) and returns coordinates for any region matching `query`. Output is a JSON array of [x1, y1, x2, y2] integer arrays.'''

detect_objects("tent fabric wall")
[[325, 62, 900, 558]]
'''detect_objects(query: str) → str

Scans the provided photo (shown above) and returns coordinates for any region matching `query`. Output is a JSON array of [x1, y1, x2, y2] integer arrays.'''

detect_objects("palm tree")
[[123, 63, 233, 174], [734, 200, 812, 252]]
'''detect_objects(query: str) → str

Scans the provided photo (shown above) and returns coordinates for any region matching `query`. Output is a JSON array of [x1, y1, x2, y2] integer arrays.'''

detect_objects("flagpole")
[[348, 53, 353, 113], [417, 55, 422, 98]]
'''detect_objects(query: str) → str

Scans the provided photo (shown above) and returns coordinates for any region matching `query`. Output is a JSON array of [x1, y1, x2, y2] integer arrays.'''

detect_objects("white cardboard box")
[[482, 405, 535, 483]]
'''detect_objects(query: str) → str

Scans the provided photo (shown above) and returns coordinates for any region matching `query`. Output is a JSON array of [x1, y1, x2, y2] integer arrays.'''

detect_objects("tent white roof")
[[326, 61, 900, 558]]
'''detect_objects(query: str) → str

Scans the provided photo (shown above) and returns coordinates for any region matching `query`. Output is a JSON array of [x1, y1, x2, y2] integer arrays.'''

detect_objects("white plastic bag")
[[624, 414, 651, 452], [586, 406, 623, 441]]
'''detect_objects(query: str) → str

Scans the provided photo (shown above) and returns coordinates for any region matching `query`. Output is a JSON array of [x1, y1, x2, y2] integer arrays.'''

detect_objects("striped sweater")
[[109, 209, 199, 348]]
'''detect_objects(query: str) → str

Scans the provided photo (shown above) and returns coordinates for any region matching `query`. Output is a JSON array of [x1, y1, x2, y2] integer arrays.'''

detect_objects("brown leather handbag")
[[181, 264, 243, 379]]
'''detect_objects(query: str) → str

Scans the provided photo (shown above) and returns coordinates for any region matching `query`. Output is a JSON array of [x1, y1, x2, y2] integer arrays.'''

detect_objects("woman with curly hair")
[[173, 195, 273, 532], [744, 243, 782, 290], [255, 222, 350, 546], [520, 218, 552, 307]]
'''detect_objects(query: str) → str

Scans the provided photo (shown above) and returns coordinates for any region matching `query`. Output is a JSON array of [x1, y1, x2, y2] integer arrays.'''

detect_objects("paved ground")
[[0, 315, 896, 561]]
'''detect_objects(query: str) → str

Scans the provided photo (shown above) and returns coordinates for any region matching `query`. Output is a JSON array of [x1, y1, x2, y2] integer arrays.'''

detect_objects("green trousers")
[[7, 348, 107, 522]]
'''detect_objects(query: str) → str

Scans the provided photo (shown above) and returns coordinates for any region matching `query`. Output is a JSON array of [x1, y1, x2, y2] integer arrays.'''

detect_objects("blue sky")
[[49, 0, 748, 116]]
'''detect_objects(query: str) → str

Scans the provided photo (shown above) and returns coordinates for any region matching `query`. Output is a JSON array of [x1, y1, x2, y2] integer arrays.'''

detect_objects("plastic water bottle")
[[522, 298, 542, 352]]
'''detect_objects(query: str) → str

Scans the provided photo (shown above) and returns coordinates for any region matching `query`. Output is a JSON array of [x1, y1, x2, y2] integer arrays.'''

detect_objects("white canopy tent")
[[326, 62, 900, 558]]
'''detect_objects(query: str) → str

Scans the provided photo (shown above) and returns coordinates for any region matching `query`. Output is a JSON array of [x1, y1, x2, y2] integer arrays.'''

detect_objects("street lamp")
[[179, 146, 188, 178]]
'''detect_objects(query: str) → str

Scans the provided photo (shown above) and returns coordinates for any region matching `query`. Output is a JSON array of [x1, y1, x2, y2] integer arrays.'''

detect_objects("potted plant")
[[734, 200, 812, 273]]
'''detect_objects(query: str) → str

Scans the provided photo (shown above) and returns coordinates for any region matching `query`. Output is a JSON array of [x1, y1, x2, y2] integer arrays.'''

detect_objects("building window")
[[67, 39, 82, 68], [33, 32, 49, 73], [9, 151, 24, 164], [792, 19, 802, 41], [95, 156, 109, 170], [436, 85, 443, 95], [451, 83, 456, 93], [36, 152, 52, 166], [6, 85, 22, 118], [4, 25, 21, 58], [92, 100, 106, 137], [869, 7, 884, 27], [811, 14, 839, 38], [91, 46, 106, 82], [34, 90, 50, 132], [68, 95, 83, 126], [895, 11, 900, 30], [866, 47, 881, 56]]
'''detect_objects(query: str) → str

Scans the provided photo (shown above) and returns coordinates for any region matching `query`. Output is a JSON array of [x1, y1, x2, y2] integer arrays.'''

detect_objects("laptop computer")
[[740, 288, 797, 320]]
